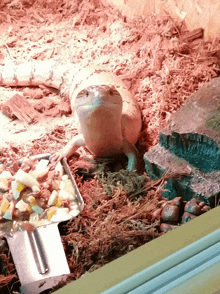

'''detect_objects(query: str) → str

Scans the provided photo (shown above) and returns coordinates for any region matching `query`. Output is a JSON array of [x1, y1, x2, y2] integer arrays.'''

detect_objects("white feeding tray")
[[0, 154, 84, 294]]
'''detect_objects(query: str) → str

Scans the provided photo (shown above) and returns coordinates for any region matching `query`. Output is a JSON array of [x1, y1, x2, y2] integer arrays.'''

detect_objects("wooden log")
[[2, 94, 41, 124]]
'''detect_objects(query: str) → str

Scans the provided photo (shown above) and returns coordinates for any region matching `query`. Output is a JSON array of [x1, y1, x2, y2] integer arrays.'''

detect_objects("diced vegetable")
[[0, 158, 81, 233], [15, 169, 39, 188]]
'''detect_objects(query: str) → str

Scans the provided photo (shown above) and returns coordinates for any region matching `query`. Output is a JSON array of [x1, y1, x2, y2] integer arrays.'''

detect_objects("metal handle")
[[28, 229, 49, 274]]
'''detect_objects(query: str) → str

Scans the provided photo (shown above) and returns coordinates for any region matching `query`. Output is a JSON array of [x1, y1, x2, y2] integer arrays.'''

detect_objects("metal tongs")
[[2, 154, 84, 294]]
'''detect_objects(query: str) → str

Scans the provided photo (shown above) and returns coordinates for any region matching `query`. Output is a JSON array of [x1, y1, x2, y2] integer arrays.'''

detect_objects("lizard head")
[[74, 85, 123, 117]]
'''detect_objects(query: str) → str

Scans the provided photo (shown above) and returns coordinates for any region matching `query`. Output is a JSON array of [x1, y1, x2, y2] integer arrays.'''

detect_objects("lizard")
[[0, 61, 142, 170]]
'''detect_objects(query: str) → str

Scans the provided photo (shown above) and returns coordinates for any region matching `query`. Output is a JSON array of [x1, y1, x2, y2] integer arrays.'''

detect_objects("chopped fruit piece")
[[55, 162, 63, 177], [55, 198, 62, 207], [69, 206, 79, 217], [58, 189, 69, 199], [61, 179, 76, 195], [26, 196, 37, 207], [15, 199, 32, 213], [0, 171, 12, 179], [59, 189, 76, 201], [51, 180, 60, 190], [11, 181, 25, 200], [32, 205, 43, 214], [35, 219, 50, 227], [3, 202, 15, 220], [15, 169, 39, 188], [61, 175, 68, 181], [48, 190, 58, 206], [0, 179, 8, 193], [34, 159, 49, 174], [31, 160, 49, 181], [29, 213, 40, 226], [3, 210, 12, 220], [50, 207, 70, 222], [0, 197, 10, 214], [47, 206, 57, 220], [0, 158, 81, 233], [32, 186, 40, 192]]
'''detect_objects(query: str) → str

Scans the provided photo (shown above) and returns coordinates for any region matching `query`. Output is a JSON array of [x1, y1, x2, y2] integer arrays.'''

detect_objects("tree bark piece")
[[181, 28, 204, 43], [2, 94, 41, 124]]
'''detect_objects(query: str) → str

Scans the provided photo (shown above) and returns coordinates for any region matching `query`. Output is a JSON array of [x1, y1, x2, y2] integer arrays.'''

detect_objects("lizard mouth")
[[75, 85, 123, 109], [75, 99, 122, 115]]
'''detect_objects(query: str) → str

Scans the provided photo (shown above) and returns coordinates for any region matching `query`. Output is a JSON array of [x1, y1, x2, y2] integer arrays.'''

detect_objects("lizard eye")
[[76, 89, 89, 98]]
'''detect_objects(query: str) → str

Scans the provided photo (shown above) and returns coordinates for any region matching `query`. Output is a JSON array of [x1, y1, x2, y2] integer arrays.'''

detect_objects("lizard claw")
[[50, 152, 64, 167]]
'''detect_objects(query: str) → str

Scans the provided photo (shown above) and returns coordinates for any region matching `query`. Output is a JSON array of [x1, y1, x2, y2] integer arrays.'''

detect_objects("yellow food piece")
[[47, 206, 57, 220], [3, 202, 15, 220], [0, 197, 10, 214], [16, 182, 25, 192], [26, 195, 37, 207], [11, 181, 25, 200], [55, 198, 62, 207]]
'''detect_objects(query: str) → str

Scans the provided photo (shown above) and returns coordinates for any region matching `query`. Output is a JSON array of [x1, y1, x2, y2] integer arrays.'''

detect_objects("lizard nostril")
[[109, 89, 114, 95]]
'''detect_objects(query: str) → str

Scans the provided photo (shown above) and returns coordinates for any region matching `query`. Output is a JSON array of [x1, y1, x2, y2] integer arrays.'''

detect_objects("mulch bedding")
[[0, 0, 220, 292]]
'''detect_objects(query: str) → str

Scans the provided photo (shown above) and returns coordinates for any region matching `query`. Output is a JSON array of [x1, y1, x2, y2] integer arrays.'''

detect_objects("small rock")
[[160, 223, 177, 233], [199, 201, 205, 208], [181, 212, 197, 224], [161, 204, 179, 223], [201, 205, 211, 213], [184, 201, 201, 215], [171, 196, 183, 207], [190, 198, 199, 204]]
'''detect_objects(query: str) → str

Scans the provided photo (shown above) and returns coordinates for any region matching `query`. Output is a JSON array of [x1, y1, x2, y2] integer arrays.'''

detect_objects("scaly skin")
[[0, 61, 142, 170]]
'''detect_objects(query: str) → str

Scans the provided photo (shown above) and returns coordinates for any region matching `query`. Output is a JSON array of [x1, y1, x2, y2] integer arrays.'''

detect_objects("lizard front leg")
[[122, 139, 140, 171], [50, 133, 86, 164]]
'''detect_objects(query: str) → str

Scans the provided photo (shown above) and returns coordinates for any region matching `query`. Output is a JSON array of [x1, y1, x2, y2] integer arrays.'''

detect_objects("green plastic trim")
[[54, 206, 220, 294]]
